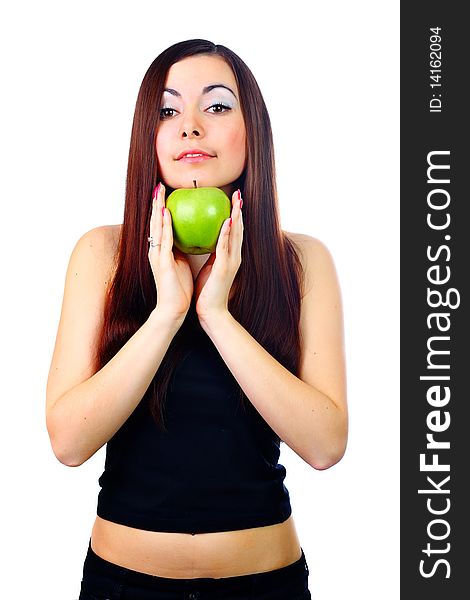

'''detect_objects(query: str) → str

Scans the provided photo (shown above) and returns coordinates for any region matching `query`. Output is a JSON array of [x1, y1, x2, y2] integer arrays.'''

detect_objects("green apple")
[[166, 181, 231, 255]]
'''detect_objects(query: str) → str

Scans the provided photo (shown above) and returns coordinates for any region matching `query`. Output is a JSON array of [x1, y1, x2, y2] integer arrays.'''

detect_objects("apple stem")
[[193, 180, 197, 188]]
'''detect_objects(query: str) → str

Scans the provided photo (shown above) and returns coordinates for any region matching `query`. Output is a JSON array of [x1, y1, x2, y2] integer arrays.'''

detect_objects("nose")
[[182, 128, 200, 138], [179, 106, 204, 139]]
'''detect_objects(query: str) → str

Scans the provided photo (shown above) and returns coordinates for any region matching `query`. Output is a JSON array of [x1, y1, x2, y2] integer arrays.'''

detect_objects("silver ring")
[[148, 236, 161, 248]]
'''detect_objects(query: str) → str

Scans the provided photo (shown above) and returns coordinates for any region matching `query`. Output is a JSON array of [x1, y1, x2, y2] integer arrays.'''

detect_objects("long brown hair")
[[94, 40, 304, 438]]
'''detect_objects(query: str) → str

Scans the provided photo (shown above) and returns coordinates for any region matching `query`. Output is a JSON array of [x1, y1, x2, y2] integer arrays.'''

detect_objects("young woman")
[[46, 39, 347, 600]]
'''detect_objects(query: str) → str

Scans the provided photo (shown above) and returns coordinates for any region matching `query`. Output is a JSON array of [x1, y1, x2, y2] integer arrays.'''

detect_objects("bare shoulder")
[[75, 223, 121, 259], [283, 230, 338, 297], [73, 223, 122, 283]]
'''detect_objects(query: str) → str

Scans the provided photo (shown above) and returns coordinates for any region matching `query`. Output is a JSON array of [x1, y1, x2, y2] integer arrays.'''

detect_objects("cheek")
[[225, 126, 246, 161], [155, 133, 163, 160], [155, 128, 172, 161]]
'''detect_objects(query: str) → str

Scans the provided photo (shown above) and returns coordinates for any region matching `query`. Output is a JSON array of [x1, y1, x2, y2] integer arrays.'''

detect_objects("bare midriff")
[[91, 514, 302, 579]]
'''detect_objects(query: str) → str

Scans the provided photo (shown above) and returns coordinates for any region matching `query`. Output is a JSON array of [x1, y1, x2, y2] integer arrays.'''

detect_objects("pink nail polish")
[[240, 199, 243, 209], [153, 183, 161, 199], [229, 217, 233, 227], [237, 189, 241, 201]]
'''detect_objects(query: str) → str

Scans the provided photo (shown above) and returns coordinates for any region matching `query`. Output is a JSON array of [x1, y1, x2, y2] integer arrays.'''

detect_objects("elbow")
[[308, 425, 348, 471], [49, 435, 85, 467], [57, 450, 85, 468], [46, 416, 86, 467], [57, 454, 83, 468], [309, 447, 346, 471]]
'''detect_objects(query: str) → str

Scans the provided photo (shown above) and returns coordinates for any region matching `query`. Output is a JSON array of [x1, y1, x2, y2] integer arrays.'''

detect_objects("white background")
[[0, 1, 399, 598]]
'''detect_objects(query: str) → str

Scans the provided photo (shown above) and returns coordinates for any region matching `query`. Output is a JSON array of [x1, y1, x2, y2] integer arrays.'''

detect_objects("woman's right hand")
[[148, 183, 193, 321]]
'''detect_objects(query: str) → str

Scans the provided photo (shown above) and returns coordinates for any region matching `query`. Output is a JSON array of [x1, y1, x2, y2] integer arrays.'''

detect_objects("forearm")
[[48, 309, 184, 467], [200, 312, 348, 469]]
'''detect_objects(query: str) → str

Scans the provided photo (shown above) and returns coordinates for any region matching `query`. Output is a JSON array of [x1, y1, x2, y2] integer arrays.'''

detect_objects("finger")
[[149, 183, 167, 255], [158, 182, 166, 208], [156, 182, 166, 228], [149, 188, 159, 255], [216, 218, 232, 257], [160, 204, 174, 256], [231, 188, 243, 218], [155, 183, 167, 241], [230, 190, 238, 220], [230, 189, 243, 239], [149, 184, 160, 228], [227, 190, 243, 256]]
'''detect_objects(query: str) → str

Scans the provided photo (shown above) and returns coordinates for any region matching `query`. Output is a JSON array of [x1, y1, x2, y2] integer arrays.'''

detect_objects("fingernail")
[[153, 183, 160, 199], [240, 199, 243, 209], [237, 189, 241, 201], [229, 217, 233, 227]]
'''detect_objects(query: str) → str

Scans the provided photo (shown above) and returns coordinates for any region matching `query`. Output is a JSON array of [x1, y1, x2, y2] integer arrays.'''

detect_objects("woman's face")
[[155, 55, 246, 196]]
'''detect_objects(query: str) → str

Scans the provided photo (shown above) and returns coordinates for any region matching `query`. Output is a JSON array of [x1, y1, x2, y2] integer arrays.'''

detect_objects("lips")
[[176, 149, 215, 160]]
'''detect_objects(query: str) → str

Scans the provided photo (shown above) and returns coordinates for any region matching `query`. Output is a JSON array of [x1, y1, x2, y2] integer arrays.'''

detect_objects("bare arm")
[[47, 310, 183, 468], [198, 234, 348, 470]]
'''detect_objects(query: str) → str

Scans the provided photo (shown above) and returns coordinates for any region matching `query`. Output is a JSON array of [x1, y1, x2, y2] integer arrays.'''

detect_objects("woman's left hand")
[[194, 189, 243, 324]]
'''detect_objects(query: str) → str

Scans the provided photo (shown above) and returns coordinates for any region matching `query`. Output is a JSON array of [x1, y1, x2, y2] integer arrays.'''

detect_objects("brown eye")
[[160, 107, 177, 119], [207, 103, 231, 114]]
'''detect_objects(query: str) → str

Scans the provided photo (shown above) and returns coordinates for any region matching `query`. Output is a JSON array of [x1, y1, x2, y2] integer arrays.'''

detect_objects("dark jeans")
[[78, 539, 311, 599]]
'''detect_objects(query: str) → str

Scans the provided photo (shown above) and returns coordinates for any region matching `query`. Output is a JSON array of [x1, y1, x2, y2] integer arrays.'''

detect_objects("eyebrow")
[[163, 84, 238, 100]]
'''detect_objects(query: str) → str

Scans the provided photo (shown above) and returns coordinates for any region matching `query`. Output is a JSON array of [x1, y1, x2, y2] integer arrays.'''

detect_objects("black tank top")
[[96, 312, 292, 534]]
